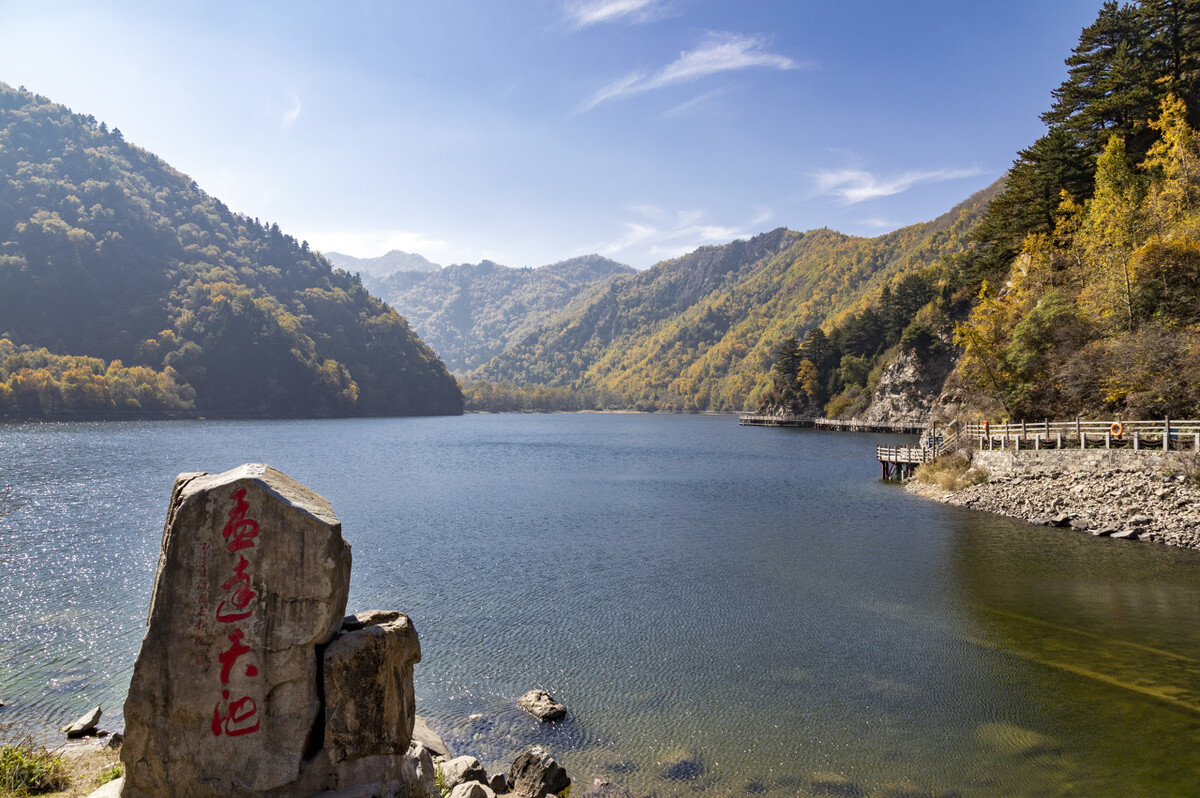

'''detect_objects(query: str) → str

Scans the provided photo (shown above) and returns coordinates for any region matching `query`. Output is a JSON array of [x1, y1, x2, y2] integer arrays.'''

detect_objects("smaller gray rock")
[[106, 732, 124, 749], [517, 690, 567, 722], [406, 741, 438, 796], [1129, 514, 1154, 526], [488, 772, 508, 793], [508, 746, 570, 798], [62, 706, 101, 738], [412, 716, 455, 759], [449, 782, 497, 798], [1049, 513, 1073, 527], [443, 756, 489, 791], [1111, 529, 1140, 540], [1091, 527, 1116, 537]]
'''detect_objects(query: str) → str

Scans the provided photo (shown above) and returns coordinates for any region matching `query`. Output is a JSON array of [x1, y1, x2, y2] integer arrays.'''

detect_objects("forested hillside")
[[0, 83, 462, 418], [473, 188, 996, 412], [762, 0, 1200, 423], [364, 255, 634, 373], [950, 0, 1200, 420]]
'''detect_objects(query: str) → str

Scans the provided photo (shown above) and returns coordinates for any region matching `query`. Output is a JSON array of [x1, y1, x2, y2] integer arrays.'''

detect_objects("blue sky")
[[1, 1, 1107, 269]]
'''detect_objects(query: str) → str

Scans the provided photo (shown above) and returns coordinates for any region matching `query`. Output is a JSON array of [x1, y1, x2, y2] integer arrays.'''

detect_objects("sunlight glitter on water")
[[1, 415, 1199, 796]]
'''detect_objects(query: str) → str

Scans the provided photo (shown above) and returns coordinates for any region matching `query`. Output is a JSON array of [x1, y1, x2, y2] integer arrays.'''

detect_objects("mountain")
[[0, 83, 462, 418], [472, 186, 998, 412], [325, 249, 440, 278], [364, 254, 634, 373]]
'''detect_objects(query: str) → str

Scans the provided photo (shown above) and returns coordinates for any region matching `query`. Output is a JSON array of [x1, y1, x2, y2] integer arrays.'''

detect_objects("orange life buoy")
[[1110, 422, 1124, 438], [983, 420, 989, 434]]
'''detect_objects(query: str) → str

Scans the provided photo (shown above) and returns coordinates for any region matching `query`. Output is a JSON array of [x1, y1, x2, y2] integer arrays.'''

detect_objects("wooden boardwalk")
[[962, 419, 1200, 452], [747, 413, 1200, 481], [737, 413, 814, 427], [813, 418, 925, 434], [737, 414, 924, 433]]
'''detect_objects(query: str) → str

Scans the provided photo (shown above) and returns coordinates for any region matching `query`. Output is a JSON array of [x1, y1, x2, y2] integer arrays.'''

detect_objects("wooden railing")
[[962, 419, 1200, 452], [737, 413, 813, 427], [877, 445, 935, 464]]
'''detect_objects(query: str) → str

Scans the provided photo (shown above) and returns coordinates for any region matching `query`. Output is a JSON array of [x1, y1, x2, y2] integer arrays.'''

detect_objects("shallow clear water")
[[1, 414, 1199, 796]]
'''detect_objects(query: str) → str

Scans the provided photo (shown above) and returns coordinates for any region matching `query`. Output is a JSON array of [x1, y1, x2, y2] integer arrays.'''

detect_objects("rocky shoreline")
[[907, 454, 1200, 551]]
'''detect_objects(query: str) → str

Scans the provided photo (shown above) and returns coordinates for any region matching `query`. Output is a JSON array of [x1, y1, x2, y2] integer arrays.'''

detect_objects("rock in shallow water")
[[62, 705, 101, 738], [577, 777, 633, 798], [656, 749, 705, 781], [517, 689, 567, 722]]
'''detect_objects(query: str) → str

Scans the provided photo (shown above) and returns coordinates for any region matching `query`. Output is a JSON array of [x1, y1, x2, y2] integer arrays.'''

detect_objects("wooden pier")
[[877, 444, 935, 481]]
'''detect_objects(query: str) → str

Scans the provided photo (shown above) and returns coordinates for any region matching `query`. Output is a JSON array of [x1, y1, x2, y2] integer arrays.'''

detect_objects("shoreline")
[[906, 455, 1200, 551]]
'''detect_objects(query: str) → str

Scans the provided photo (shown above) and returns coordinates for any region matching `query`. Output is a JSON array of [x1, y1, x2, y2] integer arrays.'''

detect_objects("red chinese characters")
[[211, 489, 262, 737]]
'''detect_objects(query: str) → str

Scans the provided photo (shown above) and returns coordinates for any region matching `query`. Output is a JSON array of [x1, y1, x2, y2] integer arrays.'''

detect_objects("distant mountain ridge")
[[471, 184, 1000, 411], [325, 249, 440, 277], [0, 83, 462, 418], [363, 254, 634, 373]]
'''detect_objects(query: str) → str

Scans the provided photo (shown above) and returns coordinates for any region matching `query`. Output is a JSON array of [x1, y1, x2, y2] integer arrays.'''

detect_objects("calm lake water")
[[2, 414, 1199, 796]]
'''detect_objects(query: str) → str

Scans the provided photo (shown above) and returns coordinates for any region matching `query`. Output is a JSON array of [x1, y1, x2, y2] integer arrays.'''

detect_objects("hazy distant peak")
[[325, 249, 441, 277]]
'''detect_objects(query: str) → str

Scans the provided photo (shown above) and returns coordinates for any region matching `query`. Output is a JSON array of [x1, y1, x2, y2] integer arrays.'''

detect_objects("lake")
[[2, 414, 1199, 796]]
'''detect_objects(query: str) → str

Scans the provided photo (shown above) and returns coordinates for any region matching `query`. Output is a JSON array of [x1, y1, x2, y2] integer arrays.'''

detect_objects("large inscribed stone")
[[121, 464, 351, 797]]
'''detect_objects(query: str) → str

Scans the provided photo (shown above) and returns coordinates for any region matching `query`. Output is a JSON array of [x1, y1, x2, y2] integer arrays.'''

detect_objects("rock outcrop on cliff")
[[855, 344, 957, 427]]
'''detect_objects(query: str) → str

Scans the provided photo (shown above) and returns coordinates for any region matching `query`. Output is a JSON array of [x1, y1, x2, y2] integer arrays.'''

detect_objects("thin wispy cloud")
[[567, 0, 664, 27], [581, 33, 802, 111], [281, 92, 302, 127], [812, 167, 983, 205], [662, 88, 727, 118]]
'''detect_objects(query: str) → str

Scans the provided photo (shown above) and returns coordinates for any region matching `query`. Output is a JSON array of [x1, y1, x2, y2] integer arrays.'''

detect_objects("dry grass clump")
[[0, 741, 69, 796], [914, 451, 988, 491]]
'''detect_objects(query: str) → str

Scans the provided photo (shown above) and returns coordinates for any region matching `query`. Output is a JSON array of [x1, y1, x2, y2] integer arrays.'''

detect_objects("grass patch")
[[0, 741, 69, 796], [95, 762, 122, 787], [914, 451, 988, 491]]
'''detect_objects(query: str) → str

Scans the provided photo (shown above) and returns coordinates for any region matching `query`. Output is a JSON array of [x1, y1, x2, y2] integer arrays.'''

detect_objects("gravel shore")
[[907, 463, 1200, 551]]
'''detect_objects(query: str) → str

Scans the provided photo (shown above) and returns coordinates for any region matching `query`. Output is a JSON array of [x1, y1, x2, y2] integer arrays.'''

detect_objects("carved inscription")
[[210, 488, 261, 737]]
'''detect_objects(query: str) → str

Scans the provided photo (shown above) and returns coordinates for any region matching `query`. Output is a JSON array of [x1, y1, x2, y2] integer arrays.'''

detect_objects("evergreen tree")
[[1043, 1, 1161, 161], [1141, 0, 1200, 117], [963, 129, 1094, 284]]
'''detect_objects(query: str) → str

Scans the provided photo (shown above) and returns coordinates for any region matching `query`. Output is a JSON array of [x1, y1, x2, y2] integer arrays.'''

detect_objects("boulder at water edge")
[[324, 610, 421, 763], [508, 746, 571, 798], [120, 464, 352, 797]]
